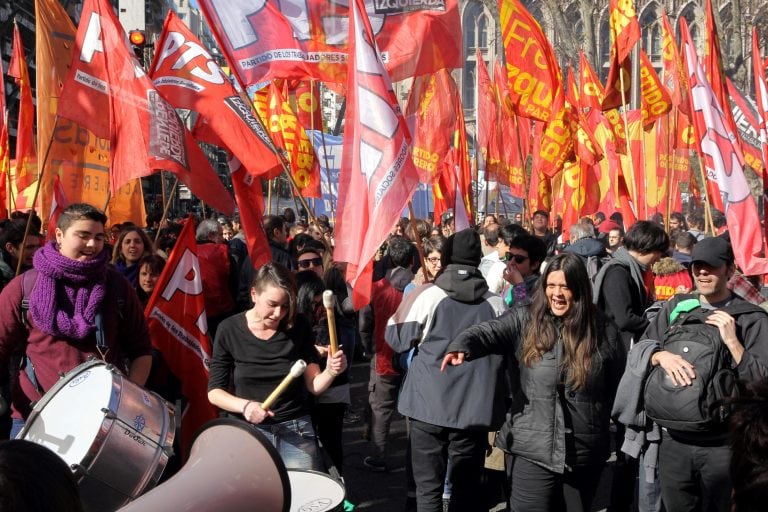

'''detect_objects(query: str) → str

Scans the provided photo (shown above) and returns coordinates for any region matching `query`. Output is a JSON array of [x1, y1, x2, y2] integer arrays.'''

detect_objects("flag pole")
[[267, 178, 274, 215], [316, 82, 336, 223], [155, 177, 179, 244]]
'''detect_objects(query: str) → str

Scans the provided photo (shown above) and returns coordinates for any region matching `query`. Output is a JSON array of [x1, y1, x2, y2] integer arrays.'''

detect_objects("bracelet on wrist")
[[242, 400, 254, 416]]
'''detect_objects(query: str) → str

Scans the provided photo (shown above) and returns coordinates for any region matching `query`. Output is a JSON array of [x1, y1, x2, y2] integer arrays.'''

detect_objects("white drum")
[[288, 469, 345, 512], [18, 360, 175, 512]]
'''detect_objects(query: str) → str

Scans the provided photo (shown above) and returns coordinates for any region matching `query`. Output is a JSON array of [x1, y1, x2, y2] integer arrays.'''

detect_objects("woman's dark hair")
[[111, 226, 155, 266], [729, 377, 768, 512], [0, 439, 84, 511], [138, 254, 166, 276], [57, 203, 107, 231], [623, 220, 669, 255], [251, 262, 297, 329], [295, 270, 326, 323], [522, 253, 599, 391], [422, 235, 446, 256]]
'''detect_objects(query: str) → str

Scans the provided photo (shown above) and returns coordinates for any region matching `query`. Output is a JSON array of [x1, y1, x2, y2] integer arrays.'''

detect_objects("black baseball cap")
[[690, 236, 734, 267]]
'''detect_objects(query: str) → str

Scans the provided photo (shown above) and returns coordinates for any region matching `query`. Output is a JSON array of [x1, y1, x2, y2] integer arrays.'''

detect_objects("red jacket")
[[370, 268, 412, 376]]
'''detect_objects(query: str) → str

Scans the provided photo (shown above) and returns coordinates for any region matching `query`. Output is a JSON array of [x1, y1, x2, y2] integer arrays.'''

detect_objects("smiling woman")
[[443, 253, 623, 511], [111, 227, 155, 287]]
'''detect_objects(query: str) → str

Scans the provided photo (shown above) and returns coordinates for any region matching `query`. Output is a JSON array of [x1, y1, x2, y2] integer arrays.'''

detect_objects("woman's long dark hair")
[[522, 253, 599, 390]]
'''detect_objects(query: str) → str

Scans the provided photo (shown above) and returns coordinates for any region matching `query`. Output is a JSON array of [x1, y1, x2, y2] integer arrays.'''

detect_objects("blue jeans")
[[254, 415, 324, 471], [10, 418, 24, 439]]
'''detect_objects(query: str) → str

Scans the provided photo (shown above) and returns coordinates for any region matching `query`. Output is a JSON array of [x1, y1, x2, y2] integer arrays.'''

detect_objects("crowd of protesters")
[[1, 204, 768, 512]]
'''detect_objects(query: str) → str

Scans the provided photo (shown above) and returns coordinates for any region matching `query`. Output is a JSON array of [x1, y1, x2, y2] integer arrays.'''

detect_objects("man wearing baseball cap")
[[638, 235, 768, 511]]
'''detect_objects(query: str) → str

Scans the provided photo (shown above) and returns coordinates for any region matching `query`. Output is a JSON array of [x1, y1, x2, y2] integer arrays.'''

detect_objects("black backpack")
[[643, 298, 764, 433]]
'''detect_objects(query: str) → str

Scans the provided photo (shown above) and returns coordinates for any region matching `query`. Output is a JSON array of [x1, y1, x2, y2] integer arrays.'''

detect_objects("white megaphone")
[[118, 419, 291, 512]]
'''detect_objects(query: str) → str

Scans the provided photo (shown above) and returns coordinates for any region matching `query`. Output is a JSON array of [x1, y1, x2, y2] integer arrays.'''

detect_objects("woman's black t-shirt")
[[208, 313, 320, 423]]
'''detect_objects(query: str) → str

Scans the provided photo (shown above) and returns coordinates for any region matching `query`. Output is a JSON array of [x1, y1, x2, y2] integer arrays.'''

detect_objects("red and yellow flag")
[[9, 24, 37, 194], [499, 0, 564, 122], [265, 82, 321, 198]]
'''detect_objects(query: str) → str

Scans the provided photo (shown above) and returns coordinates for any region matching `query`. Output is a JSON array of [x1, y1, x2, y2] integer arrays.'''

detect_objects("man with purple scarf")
[[0, 203, 153, 438]]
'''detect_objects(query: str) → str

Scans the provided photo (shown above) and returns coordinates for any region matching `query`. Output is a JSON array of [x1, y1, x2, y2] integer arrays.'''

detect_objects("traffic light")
[[129, 30, 147, 67]]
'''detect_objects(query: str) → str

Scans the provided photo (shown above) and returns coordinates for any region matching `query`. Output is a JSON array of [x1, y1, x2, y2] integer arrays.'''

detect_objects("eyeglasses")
[[298, 257, 323, 269], [426, 256, 441, 264], [505, 253, 529, 264]]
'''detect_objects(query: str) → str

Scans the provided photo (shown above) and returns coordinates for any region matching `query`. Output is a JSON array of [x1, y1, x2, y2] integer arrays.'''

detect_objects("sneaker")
[[363, 456, 387, 472]]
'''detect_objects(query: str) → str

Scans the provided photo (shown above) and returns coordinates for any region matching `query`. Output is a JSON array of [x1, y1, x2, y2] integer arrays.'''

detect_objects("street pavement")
[[339, 360, 616, 512]]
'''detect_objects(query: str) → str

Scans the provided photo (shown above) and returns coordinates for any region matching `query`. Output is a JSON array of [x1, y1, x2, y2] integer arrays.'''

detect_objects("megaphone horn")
[[118, 419, 291, 512]]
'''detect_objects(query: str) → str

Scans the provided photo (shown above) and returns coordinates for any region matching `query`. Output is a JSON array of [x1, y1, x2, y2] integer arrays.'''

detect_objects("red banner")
[[58, 0, 235, 214], [660, 10, 689, 116], [146, 217, 218, 456], [198, 0, 461, 85], [334, 0, 421, 309], [230, 158, 272, 270], [609, 0, 640, 63]]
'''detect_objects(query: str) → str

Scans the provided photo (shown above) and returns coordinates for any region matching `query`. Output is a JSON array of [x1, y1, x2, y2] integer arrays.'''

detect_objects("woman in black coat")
[[442, 253, 622, 512]]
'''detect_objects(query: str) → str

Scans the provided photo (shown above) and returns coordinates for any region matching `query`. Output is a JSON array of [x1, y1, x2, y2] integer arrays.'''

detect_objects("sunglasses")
[[298, 257, 323, 269], [505, 253, 529, 264]]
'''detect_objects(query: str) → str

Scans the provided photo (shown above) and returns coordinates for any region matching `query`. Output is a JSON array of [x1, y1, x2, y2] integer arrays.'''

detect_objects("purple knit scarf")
[[29, 241, 110, 339]]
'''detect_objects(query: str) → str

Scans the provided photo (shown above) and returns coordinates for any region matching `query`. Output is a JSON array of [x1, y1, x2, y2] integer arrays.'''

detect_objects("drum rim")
[[190, 418, 291, 512], [18, 359, 109, 440]]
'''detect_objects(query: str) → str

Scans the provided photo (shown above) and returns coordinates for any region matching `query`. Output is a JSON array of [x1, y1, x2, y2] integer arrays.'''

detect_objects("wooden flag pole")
[[155, 177, 179, 244]]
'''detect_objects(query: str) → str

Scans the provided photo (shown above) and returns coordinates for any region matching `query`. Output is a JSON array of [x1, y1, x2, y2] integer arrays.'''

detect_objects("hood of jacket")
[[386, 266, 415, 292], [434, 264, 489, 303], [563, 238, 606, 258]]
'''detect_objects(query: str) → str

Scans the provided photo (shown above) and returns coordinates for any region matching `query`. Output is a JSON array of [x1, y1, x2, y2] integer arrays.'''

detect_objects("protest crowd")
[[5, 0, 768, 511]]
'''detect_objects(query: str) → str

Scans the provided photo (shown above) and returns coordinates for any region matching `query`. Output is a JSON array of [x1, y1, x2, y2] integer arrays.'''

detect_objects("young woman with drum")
[[442, 253, 623, 512], [207, 262, 347, 471]]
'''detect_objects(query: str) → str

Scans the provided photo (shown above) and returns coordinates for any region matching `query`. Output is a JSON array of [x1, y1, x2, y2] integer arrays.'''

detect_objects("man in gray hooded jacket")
[[386, 228, 506, 512]]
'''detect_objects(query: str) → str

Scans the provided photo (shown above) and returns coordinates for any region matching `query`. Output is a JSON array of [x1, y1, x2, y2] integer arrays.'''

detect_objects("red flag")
[[198, 0, 461, 85], [751, 28, 768, 246], [704, 0, 740, 146], [0, 46, 9, 218], [609, 0, 640, 63], [498, 0, 564, 122], [9, 24, 37, 194], [229, 158, 271, 270], [639, 49, 672, 127], [682, 19, 768, 275], [660, 10, 689, 115], [475, 50, 496, 172], [145, 217, 218, 455], [46, 175, 69, 241], [57, 0, 235, 215], [726, 77, 765, 176], [292, 81, 324, 133], [406, 70, 459, 183], [334, 0, 421, 309], [150, 11, 282, 180], [579, 51, 605, 112]]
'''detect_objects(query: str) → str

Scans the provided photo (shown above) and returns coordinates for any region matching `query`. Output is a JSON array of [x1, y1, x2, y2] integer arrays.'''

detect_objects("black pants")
[[409, 419, 486, 512], [658, 431, 731, 512], [508, 455, 603, 512], [311, 402, 346, 475]]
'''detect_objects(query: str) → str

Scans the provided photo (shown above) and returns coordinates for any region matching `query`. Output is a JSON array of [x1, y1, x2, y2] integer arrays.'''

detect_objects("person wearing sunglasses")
[[502, 234, 547, 308], [296, 248, 324, 278]]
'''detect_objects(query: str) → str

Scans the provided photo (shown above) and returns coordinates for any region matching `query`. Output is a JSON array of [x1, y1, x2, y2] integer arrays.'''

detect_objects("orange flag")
[[35, 0, 115, 222], [145, 217, 218, 456], [499, 0, 564, 122], [527, 164, 552, 214], [9, 24, 37, 194], [57, 0, 234, 215], [475, 50, 496, 173], [0, 46, 9, 218], [292, 81, 324, 134], [579, 51, 605, 112]]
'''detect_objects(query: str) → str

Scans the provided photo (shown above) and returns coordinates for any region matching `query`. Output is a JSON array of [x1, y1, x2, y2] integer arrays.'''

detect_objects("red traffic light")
[[129, 30, 146, 46]]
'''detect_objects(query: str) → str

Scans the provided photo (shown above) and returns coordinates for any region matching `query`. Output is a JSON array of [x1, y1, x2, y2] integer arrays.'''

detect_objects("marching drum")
[[288, 469, 345, 512], [18, 359, 175, 512]]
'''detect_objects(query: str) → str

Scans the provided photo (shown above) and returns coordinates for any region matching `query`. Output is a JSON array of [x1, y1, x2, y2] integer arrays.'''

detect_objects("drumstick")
[[323, 290, 339, 356], [261, 360, 307, 411]]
